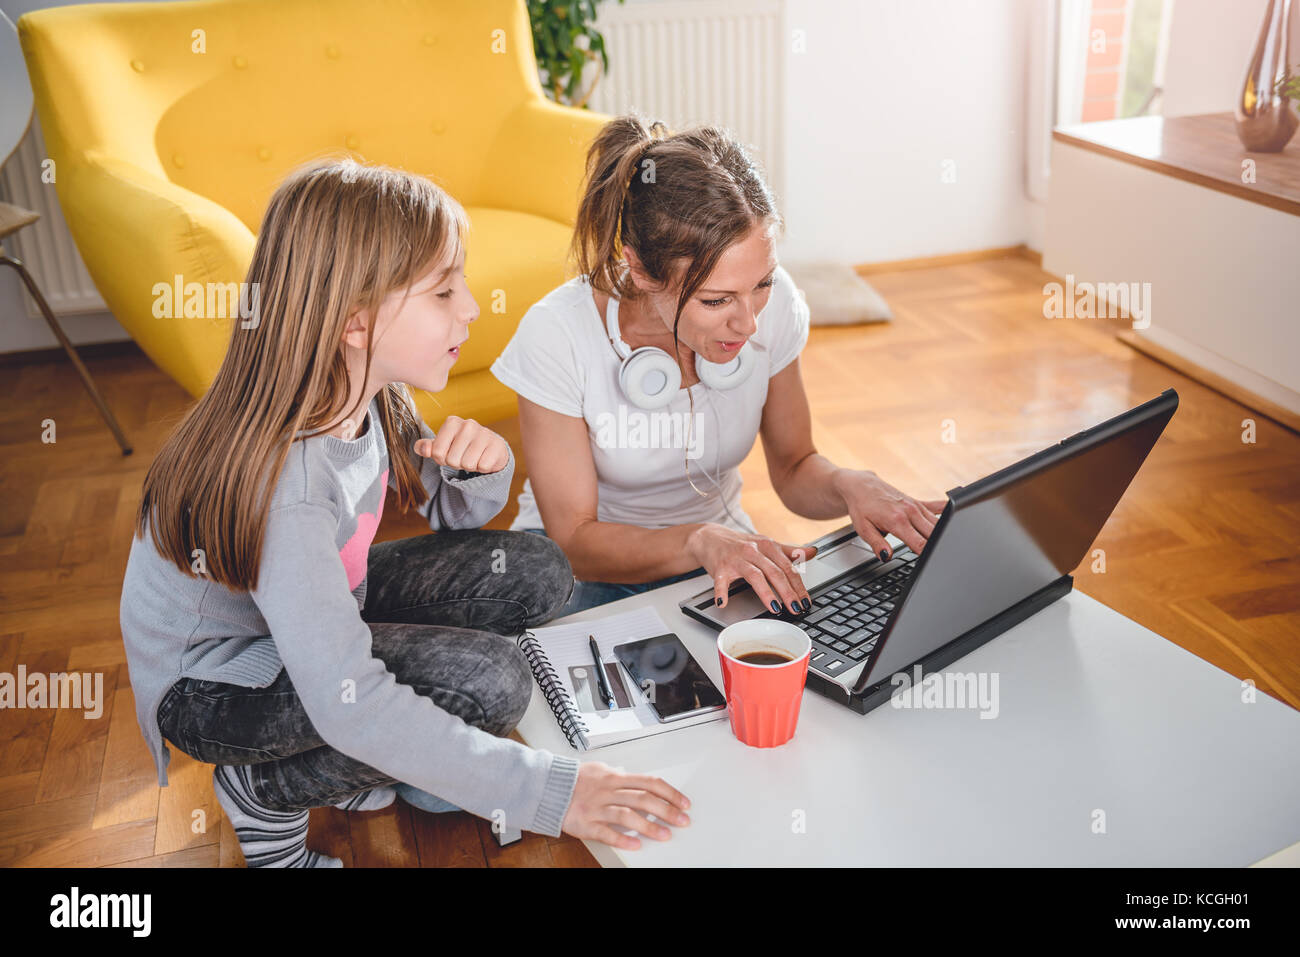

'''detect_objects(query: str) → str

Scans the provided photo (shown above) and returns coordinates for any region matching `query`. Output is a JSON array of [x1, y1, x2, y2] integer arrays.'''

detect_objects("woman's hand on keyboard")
[[831, 468, 946, 561], [685, 523, 820, 614], [561, 761, 692, 850]]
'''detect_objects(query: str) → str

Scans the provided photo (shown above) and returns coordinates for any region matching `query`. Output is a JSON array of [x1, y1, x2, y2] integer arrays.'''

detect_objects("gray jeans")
[[156, 529, 575, 811]]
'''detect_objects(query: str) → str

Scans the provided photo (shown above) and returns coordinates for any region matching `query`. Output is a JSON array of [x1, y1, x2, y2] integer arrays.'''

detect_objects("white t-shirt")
[[490, 264, 810, 536]]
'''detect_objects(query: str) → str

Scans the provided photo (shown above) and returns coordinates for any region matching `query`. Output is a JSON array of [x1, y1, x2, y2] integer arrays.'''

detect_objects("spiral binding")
[[518, 630, 590, 749]]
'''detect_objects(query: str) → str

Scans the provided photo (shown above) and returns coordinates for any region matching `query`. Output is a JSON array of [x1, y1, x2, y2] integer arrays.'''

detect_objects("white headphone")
[[604, 292, 755, 409]]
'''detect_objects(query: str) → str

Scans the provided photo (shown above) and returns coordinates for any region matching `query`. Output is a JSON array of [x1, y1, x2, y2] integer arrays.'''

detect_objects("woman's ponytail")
[[568, 112, 669, 299]]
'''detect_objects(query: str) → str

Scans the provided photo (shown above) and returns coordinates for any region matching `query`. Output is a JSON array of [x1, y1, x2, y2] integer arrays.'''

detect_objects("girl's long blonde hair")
[[134, 158, 469, 591]]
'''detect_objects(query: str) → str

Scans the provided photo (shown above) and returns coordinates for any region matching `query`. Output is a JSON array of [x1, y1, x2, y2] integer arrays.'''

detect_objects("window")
[[1057, 0, 1176, 125], [1027, 0, 1177, 203]]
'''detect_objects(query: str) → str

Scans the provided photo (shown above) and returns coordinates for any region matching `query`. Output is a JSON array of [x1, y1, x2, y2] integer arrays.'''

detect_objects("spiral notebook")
[[517, 605, 729, 750]]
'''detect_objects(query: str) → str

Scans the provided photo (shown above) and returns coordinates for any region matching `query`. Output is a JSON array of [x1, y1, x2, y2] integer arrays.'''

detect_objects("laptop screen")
[[864, 391, 1177, 684]]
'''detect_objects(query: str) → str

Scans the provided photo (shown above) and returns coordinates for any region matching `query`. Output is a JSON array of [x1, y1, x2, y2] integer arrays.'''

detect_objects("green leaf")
[[528, 0, 624, 103]]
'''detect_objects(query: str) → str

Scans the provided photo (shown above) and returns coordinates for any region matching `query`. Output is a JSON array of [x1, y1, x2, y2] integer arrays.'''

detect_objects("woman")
[[491, 114, 946, 617]]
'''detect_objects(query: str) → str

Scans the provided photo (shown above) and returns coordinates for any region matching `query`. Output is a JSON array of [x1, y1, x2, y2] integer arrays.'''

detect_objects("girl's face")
[[631, 222, 778, 365], [364, 249, 478, 393]]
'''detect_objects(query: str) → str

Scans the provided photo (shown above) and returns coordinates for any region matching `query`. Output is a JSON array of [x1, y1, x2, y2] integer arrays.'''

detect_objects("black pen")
[[588, 635, 616, 710]]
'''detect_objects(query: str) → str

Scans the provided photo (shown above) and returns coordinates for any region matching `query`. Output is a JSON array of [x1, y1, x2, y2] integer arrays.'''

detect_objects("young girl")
[[490, 114, 947, 625], [119, 159, 692, 866]]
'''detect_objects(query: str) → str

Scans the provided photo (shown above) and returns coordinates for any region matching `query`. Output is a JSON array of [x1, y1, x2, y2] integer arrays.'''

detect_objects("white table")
[[515, 574, 1300, 867]]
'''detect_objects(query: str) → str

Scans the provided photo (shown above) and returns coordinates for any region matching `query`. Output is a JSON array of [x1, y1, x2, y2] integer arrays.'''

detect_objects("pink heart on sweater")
[[339, 468, 388, 590]]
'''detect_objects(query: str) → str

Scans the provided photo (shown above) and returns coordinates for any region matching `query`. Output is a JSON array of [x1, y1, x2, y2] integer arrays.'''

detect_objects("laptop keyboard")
[[767, 550, 919, 677]]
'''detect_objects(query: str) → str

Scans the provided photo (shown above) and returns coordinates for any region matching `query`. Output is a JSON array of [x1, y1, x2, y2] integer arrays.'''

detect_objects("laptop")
[[680, 389, 1179, 713]]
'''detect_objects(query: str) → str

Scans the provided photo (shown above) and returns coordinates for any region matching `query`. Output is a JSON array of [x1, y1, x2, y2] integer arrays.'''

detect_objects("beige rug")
[[782, 260, 893, 325]]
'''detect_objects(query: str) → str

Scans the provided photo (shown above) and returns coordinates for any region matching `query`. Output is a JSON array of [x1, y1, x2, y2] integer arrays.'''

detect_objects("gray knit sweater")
[[118, 393, 580, 837]]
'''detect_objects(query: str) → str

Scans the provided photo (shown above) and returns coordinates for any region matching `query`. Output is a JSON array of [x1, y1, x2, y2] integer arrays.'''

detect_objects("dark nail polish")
[[770, 600, 781, 614], [879, 549, 889, 561], [801, 597, 811, 612], [789, 601, 800, 614], [715, 597, 722, 606]]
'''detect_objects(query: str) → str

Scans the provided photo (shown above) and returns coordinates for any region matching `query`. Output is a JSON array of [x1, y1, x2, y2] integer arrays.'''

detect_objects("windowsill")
[[1052, 113, 1300, 218]]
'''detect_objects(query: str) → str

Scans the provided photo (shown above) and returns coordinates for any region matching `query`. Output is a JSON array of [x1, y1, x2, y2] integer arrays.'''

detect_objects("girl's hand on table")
[[561, 761, 692, 850]]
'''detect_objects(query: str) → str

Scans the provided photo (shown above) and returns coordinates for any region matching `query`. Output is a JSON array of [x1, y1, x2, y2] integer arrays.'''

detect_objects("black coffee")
[[737, 651, 794, 665]]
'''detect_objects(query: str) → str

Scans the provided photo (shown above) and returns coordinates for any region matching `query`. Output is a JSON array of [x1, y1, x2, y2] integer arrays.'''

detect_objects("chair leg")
[[1, 252, 133, 455]]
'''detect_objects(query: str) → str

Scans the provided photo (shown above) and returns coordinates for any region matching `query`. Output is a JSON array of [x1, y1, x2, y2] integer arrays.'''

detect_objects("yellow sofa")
[[18, 0, 610, 426]]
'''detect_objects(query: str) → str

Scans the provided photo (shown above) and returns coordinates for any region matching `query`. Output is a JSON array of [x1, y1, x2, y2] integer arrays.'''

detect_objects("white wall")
[[780, 0, 1032, 264], [1045, 139, 1300, 408]]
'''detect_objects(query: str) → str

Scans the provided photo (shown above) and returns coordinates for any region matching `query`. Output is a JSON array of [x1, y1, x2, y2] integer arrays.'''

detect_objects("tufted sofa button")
[[130, 59, 144, 72], [257, 146, 271, 161], [344, 134, 359, 150], [422, 33, 437, 46], [326, 43, 340, 59], [432, 121, 445, 134], [172, 153, 185, 168], [232, 55, 247, 69]]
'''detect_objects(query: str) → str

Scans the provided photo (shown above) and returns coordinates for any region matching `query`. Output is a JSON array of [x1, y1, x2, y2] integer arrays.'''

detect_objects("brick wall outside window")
[[1081, 0, 1132, 122]]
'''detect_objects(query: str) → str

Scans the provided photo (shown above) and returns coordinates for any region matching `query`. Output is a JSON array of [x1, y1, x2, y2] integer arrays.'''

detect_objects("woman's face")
[[365, 247, 478, 394], [631, 222, 778, 365]]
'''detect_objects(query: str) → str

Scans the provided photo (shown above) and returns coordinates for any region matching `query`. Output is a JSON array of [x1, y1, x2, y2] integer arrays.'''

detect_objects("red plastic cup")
[[716, 619, 811, 747]]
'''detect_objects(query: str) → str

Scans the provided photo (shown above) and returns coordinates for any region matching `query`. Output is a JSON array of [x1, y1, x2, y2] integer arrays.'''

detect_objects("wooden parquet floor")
[[0, 253, 1296, 867]]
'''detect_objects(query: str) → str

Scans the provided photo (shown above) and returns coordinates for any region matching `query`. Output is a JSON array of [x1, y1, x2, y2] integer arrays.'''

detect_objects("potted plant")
[[528, 0, 626, 108]]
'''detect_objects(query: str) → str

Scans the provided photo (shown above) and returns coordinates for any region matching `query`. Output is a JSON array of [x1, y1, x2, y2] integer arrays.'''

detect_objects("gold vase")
[[1235, 0, 1298, 152]]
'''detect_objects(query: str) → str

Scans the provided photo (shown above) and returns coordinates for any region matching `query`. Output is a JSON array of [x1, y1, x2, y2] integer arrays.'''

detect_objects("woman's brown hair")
[[567, 110, 784, 348], [133, 158, 469, 590]]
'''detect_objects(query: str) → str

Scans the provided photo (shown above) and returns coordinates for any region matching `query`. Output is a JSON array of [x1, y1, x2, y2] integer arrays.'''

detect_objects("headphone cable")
[[683, 386, 755, 534]]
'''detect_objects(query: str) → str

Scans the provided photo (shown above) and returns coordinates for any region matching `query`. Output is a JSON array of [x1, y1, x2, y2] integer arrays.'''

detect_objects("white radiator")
[[589, 0, 786, 209], [0, 115, 107, 319]]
